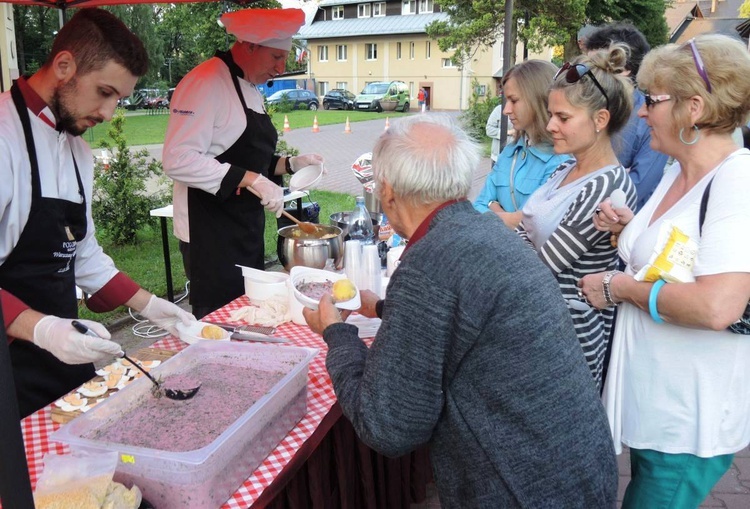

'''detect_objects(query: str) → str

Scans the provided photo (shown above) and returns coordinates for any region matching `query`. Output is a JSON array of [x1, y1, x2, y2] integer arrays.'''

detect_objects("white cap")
[[219, 8, 305, 52]]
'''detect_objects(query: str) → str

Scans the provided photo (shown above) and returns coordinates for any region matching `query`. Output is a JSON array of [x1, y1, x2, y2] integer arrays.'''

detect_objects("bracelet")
[[601, 270, 622, 307], [648, 279, 666, 324], [488, 200, 499, 208], [285, 157, 293, 175]]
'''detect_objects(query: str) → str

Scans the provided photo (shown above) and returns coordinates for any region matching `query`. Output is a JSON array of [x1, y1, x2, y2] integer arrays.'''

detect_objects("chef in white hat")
[[163, 8, 324, 318]]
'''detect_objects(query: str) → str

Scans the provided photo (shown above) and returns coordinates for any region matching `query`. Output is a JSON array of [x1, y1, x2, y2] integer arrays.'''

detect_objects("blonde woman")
[[517, 45, 637, 389], [581, 34, 750, 507], [474, 60, 570, 228]]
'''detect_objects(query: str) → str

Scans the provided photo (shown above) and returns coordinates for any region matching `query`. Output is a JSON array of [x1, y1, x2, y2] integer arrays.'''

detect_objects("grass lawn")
[[85, 109, 412, 147]]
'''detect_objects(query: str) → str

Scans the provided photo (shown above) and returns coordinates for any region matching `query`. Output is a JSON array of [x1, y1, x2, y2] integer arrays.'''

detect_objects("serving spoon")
[[245, 186, 319, 234], [71, 320, 200, 400]]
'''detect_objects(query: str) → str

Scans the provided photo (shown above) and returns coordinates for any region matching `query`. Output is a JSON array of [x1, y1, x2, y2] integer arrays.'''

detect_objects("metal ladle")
[[71, 320, 200, 400]]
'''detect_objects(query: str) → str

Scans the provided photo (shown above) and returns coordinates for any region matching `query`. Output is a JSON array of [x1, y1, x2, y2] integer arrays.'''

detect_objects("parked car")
[[323, 89, 356, 110], [143, 96, 169, 109], [266, 89, 319, 110], [354, 81, 410, 112]]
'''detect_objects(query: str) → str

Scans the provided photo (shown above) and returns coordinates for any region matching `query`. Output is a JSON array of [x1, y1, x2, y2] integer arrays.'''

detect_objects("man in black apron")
[[0, 9, 195, 418], [163, 8, 323, 319]]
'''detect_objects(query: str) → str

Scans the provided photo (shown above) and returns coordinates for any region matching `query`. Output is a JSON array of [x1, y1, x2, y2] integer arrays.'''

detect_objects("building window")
[[366, 43, 378, 60], [318, 82, 329, 96], [336, 44, 348, 61], [419, 0, 433, 13], [409, 41, 415, 59], [318, 45, 329, 62], [402, 0, 416, 15], [358, 3, 371, 17], [396, 42, 402, 59], [373, 2, 386, 16], [409, 82, 414, 98], [336, 81, 348, 90], [442, 58, 457, 68], [332, 5, 344, 19], [425, 41, 431, 59], [475, 84, 487, 96]]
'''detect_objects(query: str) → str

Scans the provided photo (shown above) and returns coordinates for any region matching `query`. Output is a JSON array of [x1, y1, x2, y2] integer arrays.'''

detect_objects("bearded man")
[[0, 8, 195, 418]]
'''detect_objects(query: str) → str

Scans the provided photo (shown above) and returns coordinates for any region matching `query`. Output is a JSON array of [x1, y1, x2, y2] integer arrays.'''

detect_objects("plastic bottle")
[[378, 212, 393, 243], [348, 196, 374, 243]]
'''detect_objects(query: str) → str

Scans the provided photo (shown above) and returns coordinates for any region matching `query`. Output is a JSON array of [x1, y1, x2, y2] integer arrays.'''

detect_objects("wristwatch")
[[602, 270, 622, 307], [284, 157, 294, 175], [488, 200, 500, 208]]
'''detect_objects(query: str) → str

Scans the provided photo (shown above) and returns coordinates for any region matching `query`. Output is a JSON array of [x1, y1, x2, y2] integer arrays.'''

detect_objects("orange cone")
[[283, 115, 291, 132], [312, 115, 320, 133], [344, 116, 352, 134], [384, 117, 390, 131]]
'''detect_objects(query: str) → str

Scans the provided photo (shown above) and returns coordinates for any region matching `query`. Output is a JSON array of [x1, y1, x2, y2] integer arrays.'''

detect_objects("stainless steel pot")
[[329, 212, 379, 240], [277, 224, 344, 271], [364, 190, 382, 214]]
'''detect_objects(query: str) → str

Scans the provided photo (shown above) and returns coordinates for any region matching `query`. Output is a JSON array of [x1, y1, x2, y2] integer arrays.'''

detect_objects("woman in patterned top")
[[517, 43, 637, 389]]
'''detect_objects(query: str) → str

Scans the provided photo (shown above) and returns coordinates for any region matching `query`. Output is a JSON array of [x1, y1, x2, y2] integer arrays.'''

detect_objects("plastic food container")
[[51, 342, 318, 509], [290, 266, 361, 311], [236, 264, 290, 302]]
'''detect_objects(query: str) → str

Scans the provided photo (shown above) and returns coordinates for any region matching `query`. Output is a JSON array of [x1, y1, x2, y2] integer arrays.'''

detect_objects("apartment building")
[[297, 0, 504, 111]]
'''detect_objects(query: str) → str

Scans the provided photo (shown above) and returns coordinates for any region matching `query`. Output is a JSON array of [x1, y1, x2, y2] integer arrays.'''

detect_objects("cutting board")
[[51, 348, 177, 425]]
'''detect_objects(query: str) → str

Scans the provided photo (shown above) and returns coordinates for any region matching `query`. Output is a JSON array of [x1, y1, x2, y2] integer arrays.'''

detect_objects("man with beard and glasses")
[[0, 8, 196, 418]]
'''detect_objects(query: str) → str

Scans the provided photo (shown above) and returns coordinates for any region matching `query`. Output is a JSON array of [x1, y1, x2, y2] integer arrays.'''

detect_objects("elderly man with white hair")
[[303, 114, 618, 507]]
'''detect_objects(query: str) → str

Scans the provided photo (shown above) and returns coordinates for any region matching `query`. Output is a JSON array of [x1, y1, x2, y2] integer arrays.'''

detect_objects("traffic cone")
[[312, 115, 320, 133], [283, 115, 291, 132], [384, 117, 390, 131], [344, 116, 352, 134]]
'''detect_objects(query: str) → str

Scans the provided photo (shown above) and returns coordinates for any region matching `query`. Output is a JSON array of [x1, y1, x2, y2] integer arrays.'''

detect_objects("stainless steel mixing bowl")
[[277, 224, 344, 271]]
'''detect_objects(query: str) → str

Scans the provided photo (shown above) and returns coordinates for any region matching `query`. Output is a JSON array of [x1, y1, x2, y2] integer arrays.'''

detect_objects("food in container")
[[277, 224, 344, 271], [51, 342, 318, 509], [174, 321, 231, 344], [290, 266, 361, 311]]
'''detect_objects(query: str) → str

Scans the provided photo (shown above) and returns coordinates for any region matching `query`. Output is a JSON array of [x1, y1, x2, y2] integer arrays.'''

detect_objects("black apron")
[[188, 51, 278, 314], [0, 82, 94, 418]]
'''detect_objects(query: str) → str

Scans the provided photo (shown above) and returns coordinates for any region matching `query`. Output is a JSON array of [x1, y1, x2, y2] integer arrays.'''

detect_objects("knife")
[[230, 330, 290, 343], [204, 321, 277, 335]]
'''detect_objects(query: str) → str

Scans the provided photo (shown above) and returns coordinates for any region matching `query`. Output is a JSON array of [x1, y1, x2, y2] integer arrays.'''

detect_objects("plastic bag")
[[34, 451, 142, 509], [634, 221, 698, 283]]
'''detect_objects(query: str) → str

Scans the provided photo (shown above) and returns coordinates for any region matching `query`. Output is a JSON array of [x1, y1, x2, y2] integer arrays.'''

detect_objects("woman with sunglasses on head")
[[516, 44, 637, 389], [579, 34, 750, 507], [473, 60, 571, 228]]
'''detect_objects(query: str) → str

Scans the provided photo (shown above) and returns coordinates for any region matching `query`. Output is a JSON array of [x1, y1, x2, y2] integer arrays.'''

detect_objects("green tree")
[[92, 111, 166, 245], [104, 5, 166, 87], [13, 5, 58, 75]]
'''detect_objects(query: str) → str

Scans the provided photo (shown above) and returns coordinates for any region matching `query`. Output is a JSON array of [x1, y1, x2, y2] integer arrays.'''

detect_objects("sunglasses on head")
[[685, 39, 712, 93], [643, 93, 672, 108], [554, 62, 610, 110]]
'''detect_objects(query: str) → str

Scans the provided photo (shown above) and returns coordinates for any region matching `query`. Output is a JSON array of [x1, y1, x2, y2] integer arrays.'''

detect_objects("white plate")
[[289, 164, 323, 192], [290, 266, 361, 311], [175, 321, 231, 345]]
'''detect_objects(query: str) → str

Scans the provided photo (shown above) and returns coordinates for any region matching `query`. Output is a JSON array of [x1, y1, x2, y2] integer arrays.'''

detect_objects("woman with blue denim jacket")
[[473, 60, 571, 228]]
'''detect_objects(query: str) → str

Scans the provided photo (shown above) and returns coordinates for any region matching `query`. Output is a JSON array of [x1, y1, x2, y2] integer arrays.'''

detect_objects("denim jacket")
[[474, 137, 570, 213]]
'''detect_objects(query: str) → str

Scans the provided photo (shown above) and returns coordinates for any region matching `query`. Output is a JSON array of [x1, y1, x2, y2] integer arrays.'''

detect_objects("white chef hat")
[[219, 8, 305, 52]]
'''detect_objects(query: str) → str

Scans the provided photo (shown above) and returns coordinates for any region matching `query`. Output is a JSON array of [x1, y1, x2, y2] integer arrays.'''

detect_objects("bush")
[[92, 110, 168, 245], [460, 78, 501, 141]]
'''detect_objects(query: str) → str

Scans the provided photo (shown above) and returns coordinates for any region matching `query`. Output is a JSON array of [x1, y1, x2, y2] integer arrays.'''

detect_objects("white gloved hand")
[[249, 174, 284, 218], [140, 295, 196, 336], [32, 316, 121, 365], [290, 154, 326, 175]]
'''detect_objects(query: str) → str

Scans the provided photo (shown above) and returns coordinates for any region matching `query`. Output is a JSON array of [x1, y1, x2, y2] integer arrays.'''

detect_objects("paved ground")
[[119, 113, 750, 509]]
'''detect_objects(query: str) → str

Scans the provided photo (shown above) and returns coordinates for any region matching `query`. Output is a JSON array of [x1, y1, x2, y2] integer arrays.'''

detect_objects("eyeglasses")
[[554, 62, 610, 110], [686, 39, 712, 93], [643, 93, 672, 108]]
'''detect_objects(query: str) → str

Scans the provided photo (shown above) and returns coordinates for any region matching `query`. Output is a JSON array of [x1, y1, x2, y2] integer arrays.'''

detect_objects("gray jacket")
[[324, 201, 617, 508]]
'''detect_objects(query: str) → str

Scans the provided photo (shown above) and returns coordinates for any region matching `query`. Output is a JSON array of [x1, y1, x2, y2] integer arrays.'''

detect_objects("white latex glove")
[[32, 316, 121, 364], [140, 295, 196, 336], [249, 174, 284, 218], [290, 153, 327, 175]]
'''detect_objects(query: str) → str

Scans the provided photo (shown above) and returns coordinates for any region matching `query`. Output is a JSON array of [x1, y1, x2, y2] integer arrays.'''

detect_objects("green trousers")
[[623, 448, 734, 509]]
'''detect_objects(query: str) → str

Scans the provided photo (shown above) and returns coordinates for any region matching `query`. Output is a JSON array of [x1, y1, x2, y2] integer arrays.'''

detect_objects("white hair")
[[372, 114, 480, 205]]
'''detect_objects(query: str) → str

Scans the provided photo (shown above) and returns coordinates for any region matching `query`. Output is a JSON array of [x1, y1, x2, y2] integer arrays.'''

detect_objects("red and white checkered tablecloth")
[[19, 296, 353, 508]]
